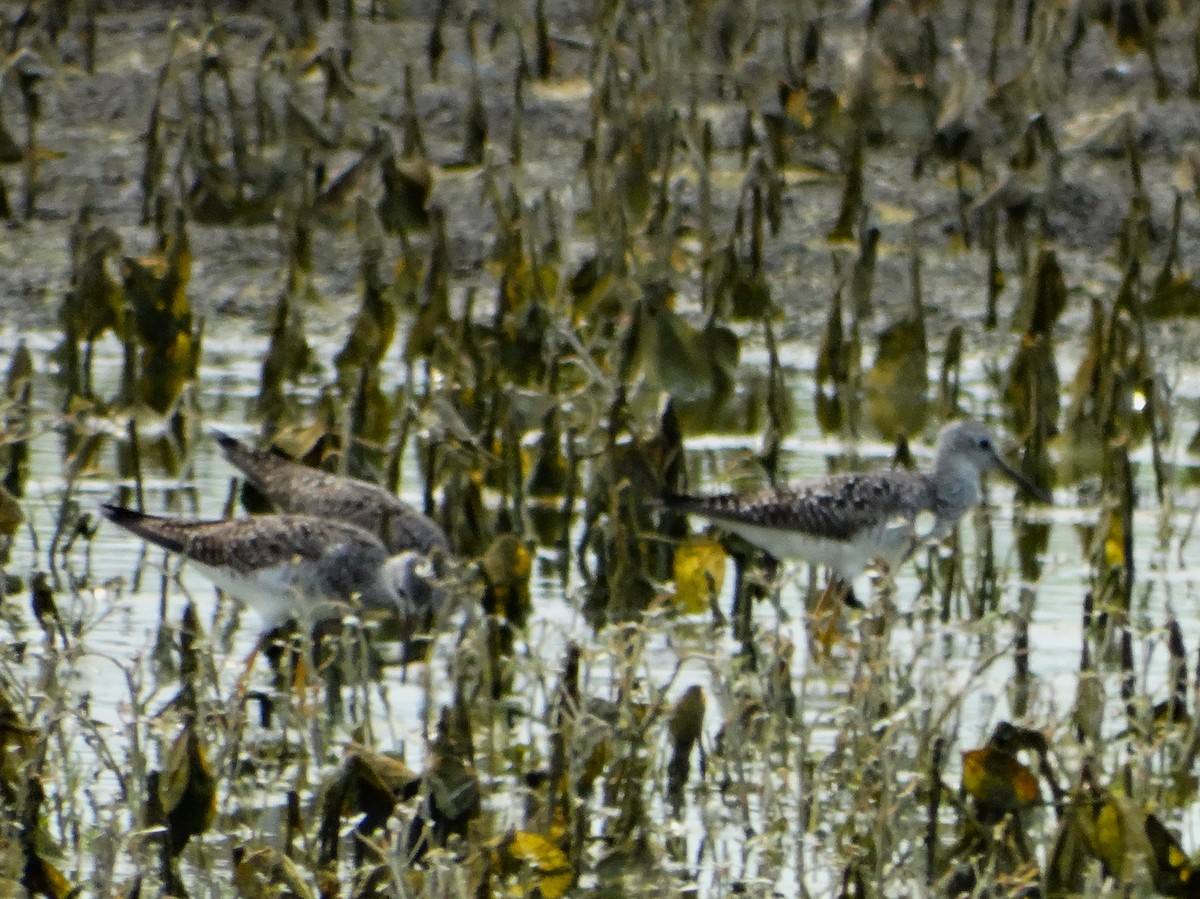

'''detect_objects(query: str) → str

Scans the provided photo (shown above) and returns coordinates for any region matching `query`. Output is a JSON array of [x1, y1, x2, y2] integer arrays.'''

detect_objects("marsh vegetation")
[[3, 0, 1200, 896]]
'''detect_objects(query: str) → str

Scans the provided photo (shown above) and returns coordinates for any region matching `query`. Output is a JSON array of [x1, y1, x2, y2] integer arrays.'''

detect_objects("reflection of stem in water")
[[18, 70, 38, 221], [48, 432, 104, 582], [1012, 586, 1036, 719], [561, 426, 579, 560]]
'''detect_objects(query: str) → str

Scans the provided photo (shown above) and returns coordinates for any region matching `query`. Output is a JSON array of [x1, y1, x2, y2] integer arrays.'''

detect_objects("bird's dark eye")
[[977, 437, 991, 450]]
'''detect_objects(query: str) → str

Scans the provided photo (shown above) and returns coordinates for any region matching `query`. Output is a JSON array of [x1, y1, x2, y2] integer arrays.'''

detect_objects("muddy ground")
[[2, 1, 1198, 354]]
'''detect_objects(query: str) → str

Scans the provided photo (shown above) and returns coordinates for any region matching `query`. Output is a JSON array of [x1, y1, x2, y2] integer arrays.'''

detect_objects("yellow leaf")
[[507, 831, 572, 899], [529, 77, 592, 102], [864, 318, 929, 440], [1093, 800, 1124, 872], [0, 484, 22, 536], [1145, 812, 1195, 890], [31, 146, 69, 162], [672, 536, 726, 614], [159, 722, 216, 854], [24, 855, 73, 899], [1090, 796, 1152, 880], [1104, 515, 1125, 567], [482, 534, 532, 583], [961, 747, 1040, 813], [481, 535, 533, 625], [873, 202, 914, 226]]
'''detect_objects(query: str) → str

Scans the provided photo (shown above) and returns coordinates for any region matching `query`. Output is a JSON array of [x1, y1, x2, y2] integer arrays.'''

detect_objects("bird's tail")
[[99, 503, 189, 554], [210, 429, 277, 491]]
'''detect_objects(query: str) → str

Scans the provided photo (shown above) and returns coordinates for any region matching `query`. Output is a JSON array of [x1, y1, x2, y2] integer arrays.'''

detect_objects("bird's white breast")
[[721, 518, 916, 581], [192, 560, 349, 631]]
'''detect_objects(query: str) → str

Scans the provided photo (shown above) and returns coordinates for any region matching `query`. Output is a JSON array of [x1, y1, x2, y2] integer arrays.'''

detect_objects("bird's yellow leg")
[[291, 646, 316, 718], [809, 578, 850, 656], [231, 632, 267, 704], [230, 629, 315, 711]]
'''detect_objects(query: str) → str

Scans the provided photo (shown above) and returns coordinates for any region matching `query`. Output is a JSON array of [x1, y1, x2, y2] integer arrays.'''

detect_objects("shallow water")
[[5, 321, 1200, 892]]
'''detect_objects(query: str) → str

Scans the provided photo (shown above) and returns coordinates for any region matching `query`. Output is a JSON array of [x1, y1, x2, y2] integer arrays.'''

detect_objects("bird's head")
[[934, 421, 1050, 503], [381, 551, 444, 621]]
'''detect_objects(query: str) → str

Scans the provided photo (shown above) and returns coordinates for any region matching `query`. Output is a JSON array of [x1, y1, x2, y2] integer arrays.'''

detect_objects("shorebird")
[[660, 421, 1048, 605], [99, 503, 441, 646], [211, 430, 450, 557]]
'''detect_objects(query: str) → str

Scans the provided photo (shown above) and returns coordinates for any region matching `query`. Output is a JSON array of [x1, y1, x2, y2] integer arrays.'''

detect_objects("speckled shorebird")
[[211, 430, 450, 557], [662, 421, 1048, 604], [99, 504, 441, 636]]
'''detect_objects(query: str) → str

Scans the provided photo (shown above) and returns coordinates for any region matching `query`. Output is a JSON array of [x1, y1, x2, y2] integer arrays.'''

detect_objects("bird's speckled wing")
[[100, 504, 389, 576], [663, 471, 935, 541], [213, 431, 450, 555]]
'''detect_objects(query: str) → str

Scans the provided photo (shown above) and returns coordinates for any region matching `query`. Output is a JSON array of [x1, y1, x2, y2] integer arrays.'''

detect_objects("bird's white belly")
[[720, 520, 914, 581], [193, 561, 341, 631]]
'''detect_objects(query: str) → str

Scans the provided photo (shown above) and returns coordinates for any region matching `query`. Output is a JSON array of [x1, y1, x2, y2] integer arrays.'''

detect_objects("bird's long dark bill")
[[992, 455, 1052, 504]]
